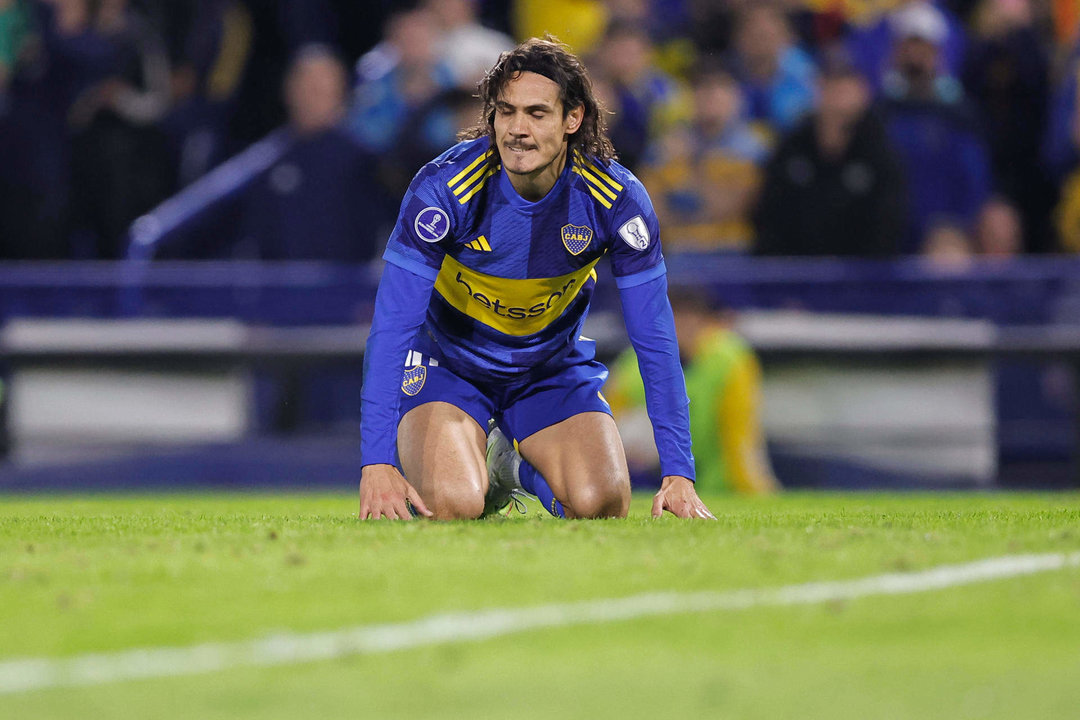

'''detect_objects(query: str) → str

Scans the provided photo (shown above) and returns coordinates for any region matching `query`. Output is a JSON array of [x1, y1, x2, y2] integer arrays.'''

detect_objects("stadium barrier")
[[0, 257, 1077, 490]]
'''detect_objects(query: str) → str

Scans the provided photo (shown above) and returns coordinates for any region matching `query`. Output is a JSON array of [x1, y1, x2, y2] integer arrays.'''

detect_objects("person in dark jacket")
[[879, 1, 991, 254], [129, 44, 390, 262], [962, 0, 1051, 252], [754, 57, 906, 256]]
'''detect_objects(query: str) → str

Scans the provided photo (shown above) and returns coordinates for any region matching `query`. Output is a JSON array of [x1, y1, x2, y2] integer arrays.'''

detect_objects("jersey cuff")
[[614, 260, 667, 289], [383, 248, 441, 282]]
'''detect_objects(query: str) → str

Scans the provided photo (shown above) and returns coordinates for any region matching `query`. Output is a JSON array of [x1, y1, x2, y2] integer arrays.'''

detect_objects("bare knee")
[[430, 481, 486, 520], [567, 475, 630, 519], [398, 402, 488, 520]]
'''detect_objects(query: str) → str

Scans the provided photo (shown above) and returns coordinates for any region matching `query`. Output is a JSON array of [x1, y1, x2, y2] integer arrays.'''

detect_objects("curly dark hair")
[[459, 35, 616, 166]]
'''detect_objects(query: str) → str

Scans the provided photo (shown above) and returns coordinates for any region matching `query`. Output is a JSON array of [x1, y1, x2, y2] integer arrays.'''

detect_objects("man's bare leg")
[[518, 412, 631, 518], [398, 401, 488, 520]]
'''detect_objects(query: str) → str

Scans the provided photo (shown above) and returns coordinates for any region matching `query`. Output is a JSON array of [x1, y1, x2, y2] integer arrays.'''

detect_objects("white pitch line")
[[1, 551, 1078, 696]]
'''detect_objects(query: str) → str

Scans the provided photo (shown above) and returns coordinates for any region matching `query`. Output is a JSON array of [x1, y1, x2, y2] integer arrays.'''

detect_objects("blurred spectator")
[[754, 56, 906, 256], [975, 195, 1023, 258], [824, 0, 896, 28], [1055, 169, 1080, 252], [422, 0, 513, 88], [686, 0, 774, 57], [276, 0, 339, 52], [0, 0, 1070, 264], [962, 0, 1052, 252], [1048, 0, 1079, 51], [686, 0, 736, 56], [848, 0, 968, 93], [589, 20, 688, 170], [787, 2, 847, 51], [161, 0, 254, 189], [64, 0, 173, 259], [602, 0, 696, 77], [383, 86, 482, 198], [347, 7, 454, 155], [605, 289, 780, 495], [881, 1, 991, 253], [1052, 73, 1080, 257], [370, 0, 498, 196], [921, 221, 975, 268], [1044, 41, 1080, 251], [606, 0, 693, 44], [130, 45, 390, 262], [0, 0, 34, 259], [1, 0, 131, 258], [729, 4, 817, 137], [639, 60, 768, 252], [1044, 40, 1080, 182], [0, 0, 28, 97], [512, 0, 608, 55]]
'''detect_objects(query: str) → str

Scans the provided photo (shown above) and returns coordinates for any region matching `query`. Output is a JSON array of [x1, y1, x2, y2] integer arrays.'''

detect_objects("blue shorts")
[[397, 338, 612, 444]]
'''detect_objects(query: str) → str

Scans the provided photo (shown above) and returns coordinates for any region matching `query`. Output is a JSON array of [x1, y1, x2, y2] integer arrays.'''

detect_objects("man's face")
[[494, 71, 582, 178], [895, 37, 939, 83], [736, 8, 787, 65], [603, 33, 650, 85], [818, 74, 868, 126], [694, 75, 740, 131], [286, 56, 346, 134], [390, 9, 438, 69]]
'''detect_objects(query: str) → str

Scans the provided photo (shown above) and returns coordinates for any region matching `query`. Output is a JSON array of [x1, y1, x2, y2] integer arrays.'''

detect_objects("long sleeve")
[[617, 271, 695, 480], [360, 262, 436, 467]]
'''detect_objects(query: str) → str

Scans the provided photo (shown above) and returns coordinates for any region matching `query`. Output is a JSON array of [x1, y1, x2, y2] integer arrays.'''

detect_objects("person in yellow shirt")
[[606, 290, 780, 495], [638, 61, 767, 252]]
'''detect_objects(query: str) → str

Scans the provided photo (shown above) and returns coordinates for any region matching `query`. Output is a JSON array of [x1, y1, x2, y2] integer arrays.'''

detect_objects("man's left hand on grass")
[[652, 475, 716, 519]]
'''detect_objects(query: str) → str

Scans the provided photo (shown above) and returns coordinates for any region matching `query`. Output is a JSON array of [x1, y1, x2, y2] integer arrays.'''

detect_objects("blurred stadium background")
[[1, 0, 1080, 493]]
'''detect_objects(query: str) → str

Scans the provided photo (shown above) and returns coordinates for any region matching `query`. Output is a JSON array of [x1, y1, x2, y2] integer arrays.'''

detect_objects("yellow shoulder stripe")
[[452, 161, 492, 197], [571, 167, 613, 209], [571, 151, 623, 209], [573, 150, 624, 192], [447, 149, 494, 190], [576, 165, 617, 200], [458, 167, 498, 204]]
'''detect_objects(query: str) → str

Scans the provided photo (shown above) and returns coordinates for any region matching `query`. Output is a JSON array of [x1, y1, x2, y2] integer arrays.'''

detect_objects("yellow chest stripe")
[[434, 254, 599, 336]]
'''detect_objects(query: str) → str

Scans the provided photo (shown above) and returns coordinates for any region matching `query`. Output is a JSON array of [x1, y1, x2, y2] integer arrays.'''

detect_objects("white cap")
[[891, 2, 948, 45]]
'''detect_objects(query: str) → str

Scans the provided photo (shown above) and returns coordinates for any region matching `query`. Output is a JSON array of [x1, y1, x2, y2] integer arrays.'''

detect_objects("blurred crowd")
[[5, 0, 1080, 262]]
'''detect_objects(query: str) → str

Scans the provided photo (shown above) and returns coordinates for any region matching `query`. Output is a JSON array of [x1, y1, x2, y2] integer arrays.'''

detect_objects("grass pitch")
[[1, 491, 1079, 719]]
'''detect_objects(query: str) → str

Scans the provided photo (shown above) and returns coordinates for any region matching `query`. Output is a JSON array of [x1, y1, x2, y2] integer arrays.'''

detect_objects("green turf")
[[1, 491, 1079, 719]]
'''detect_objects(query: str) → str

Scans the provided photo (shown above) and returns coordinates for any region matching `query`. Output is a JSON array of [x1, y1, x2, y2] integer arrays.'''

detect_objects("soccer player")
[[358, 37, 714, 521]]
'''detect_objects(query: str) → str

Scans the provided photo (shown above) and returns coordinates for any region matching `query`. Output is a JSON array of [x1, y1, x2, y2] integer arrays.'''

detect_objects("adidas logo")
[[466, 235, 492, 252]]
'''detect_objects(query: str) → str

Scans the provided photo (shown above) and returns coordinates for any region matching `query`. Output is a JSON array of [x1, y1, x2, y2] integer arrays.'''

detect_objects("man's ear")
[[566, 104, 584, 135]]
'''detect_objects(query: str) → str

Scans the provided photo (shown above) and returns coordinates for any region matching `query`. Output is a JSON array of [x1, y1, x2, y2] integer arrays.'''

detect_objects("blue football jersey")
[[383, 136, 665, 383]]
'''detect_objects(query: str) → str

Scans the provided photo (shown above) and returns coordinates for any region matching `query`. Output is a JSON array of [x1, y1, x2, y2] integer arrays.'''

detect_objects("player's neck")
[[505, 144, 568, 202]]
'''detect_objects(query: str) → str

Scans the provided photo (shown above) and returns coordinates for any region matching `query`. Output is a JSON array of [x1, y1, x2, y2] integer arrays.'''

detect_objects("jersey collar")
[[497, 155, 573, 214]]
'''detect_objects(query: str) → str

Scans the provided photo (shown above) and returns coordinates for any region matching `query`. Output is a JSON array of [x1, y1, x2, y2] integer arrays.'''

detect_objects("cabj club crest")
[[402, 365, 427, 396], [561, 223, 593, 255]]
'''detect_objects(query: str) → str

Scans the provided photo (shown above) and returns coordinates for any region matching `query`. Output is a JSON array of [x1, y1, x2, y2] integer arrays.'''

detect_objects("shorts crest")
[[402, 365, 427, 396], [561, 224, 593, 255]]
